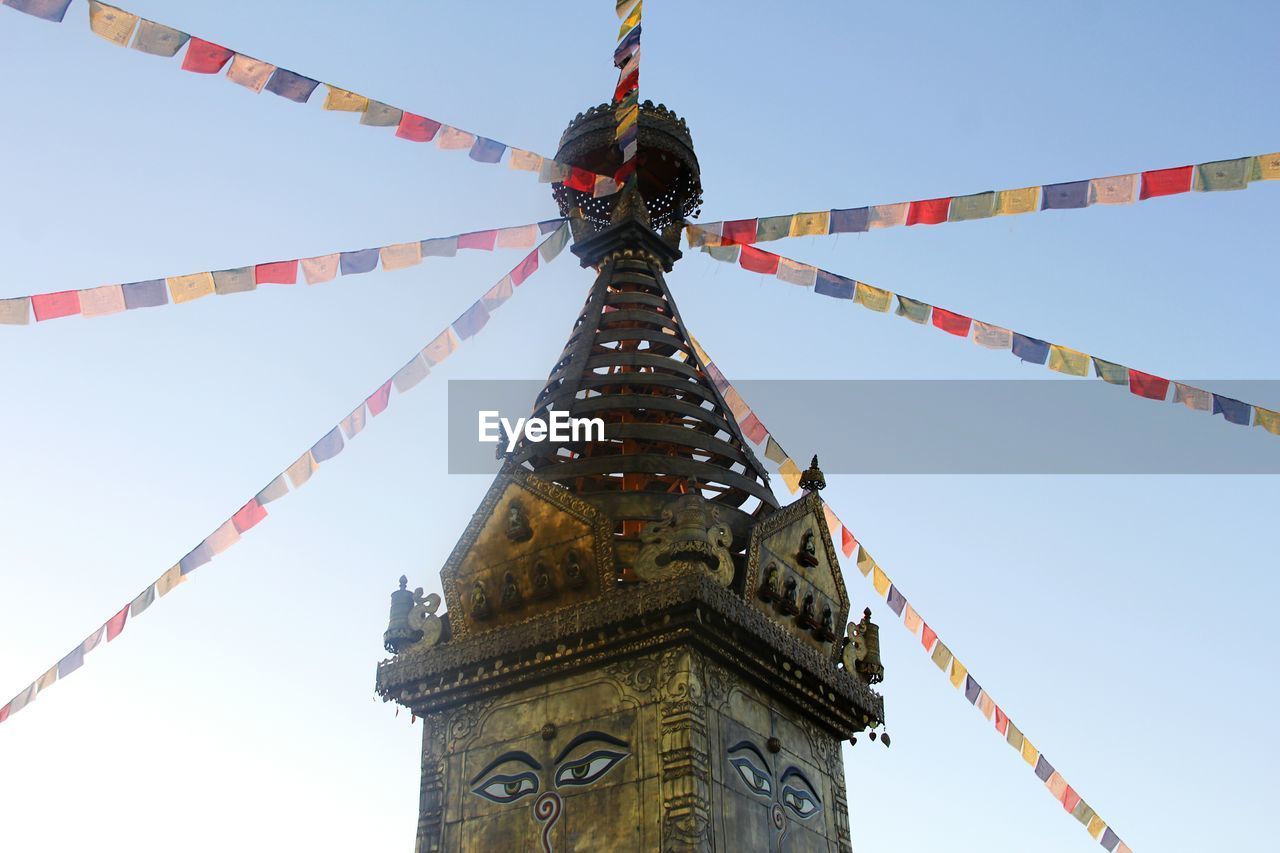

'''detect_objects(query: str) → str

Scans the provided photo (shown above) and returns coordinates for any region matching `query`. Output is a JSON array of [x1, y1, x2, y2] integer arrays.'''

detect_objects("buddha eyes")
[[729, 756, 773, 797], [782, 785, 821, 818], [553, 749, 628, 788], [472, 771, 539, 804]]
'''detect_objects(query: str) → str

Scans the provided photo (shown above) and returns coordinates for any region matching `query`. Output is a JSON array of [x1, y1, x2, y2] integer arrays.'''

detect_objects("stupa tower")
[[377, 102, 885, 852]]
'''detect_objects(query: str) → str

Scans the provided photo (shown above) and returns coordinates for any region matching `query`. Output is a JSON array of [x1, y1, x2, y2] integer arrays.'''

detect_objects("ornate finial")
[[398, 575, 408, 591], [799, 455, 826, 492]]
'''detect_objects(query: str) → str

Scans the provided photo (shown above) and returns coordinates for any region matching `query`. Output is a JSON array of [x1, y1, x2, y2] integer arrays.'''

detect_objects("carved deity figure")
[[562, 550, 586, 588], [506, 501, 533, 543], [797, 530, 819, 568], [471, 580, 492, 620], [500, 571, 524, 610], [531, 561, 554, 599], [759, 563, 780, 602]]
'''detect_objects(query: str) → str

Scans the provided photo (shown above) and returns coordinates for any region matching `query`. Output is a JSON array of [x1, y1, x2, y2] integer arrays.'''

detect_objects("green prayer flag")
[[361, 100, 403, 127], [539, 224, 571, 262], [764, 436, 787, 464], [130, 20, 189, 57], [948, 191, 997, 221], [1092, 357, 1128, 386], [1195, 157, 1252, 191], [895, 296, 931, 324], [212, 267, 256, 295], [754, 215, 793, 242]]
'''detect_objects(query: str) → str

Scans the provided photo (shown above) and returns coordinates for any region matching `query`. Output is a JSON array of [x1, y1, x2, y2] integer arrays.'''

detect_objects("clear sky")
[[1, 1, 1277, 850]]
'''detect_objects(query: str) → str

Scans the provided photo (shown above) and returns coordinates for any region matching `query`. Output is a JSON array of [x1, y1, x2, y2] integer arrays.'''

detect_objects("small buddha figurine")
[[778, 576, 799, 615], [499, 571, 524, 610], [798, 594, 816, 629], [505, 501, 533, 543], [817, 606, 836, 642], [562, 550, 586, 588], [470, 580, 492, 620], [759, 563, 780, 602], [797, 530, 819, 567], [531, 561, 554, 599]]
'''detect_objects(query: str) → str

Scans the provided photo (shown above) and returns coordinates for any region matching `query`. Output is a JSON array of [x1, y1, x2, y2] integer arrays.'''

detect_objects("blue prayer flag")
[[453, 301, 491, 340], [1041, 180, 1090, 210], [829, 207, 870, 234], [469, 137, 506, 164], [1033, 754, 1054, 782], [4, 0, 72, 23], [538, 219, 564, 234], [264, 68, 320, 103], [340, 249, 379, 276], [1012, 333, 1050, 364], [886, 585, 906, 616], [180, 542, 213, 575], [57, 646, 84, 678], [1100, 828, 1120, 851], [814, 271, 855, 300], [1212, 394, 1251, 425], [964, 675, 981, 704], [311, 426, 344, 462], [614, 25, 642, 63], [122, 279, 168, 309]]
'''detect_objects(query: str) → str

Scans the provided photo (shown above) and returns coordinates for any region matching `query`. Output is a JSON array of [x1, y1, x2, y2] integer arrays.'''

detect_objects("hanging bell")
[[881, 732, 891, 748], [868, 731, 877, 741], [853, 608, 885, 684], [383, 575, 423, 654]]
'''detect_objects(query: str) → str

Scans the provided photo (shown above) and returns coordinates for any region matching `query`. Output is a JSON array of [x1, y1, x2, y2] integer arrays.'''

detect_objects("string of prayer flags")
[[692, 150, 1280, 245], [613, 1, 641, 177], [691, 231, 1276, 440], [0, 223, 570, 728], [1, 219, 564, 327]]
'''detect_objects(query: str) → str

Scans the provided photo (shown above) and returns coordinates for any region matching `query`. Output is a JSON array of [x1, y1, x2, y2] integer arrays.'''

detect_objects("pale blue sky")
[[1, 1, 1276, 850]]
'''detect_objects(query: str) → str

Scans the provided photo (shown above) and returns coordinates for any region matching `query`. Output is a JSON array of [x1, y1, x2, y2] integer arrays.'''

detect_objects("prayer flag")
[[854, 282, 892, 312], [1254, 407, 1280, 435], [1253, 152, 1280, 180], [509, 149, 543, 171], [1127, 368, 1169, 400], [814, 271, 854, 300], [706, 244, 740, 263], [778, 458, 803, 493], [972, 321, 1011, 349], [255, 260, 297, 285], [57, 647, 84, 678], [0, 297, 31, 325], [920, 622, 937, 652], [997, 187, 1039, 215], [497, 224, 539, 249], [1011, 333, 1049, 364], [1173, 383, 1212, 411], [1101, 828, 1120, 851], [264, 69, 319, 103], [37, 667, 57, 691], [0, 703, 8, 724], [131, 19, 188, 56], [902, 603, 921, 634], [538, 219, 564, 235], [122, 279, 167, 309], [964, 675, 981, 704], [722, 219, 756, 245], [322, 86, 367, 111], [391, 355, 430, 393], [511, 250, 540, 286], [948, 192, 997, 221], [129, 585, 156, 617], [1034, 755, 1054, 782], [212, 267, 256, 295], [740, 412, 767, 444], [481, 276, 513, 311], [906, 198, 951, 226], [1047, 344, 1090, 376], [179, 541, 212, 574], [1062, 786, 1081, 814], [88, 2, 137, 47], [1195, 157, 1252, 191], [872, 566, 891, 596], [868, 203, 908, 229], [301, 254, 339, 285], [777, 258, 817, 287], [895, 296, 930, 324], [977, 691, 994, 720], [182, 38, 234, 74], [256, 474, 288, 505], [286, 451, 317, 488], [841, 526, 857, 559], [564, 168, 596, 192], [930, 640, 952, 671], [931, 307, 971, 336], [1045, 772, 1068, 801], [204, 521, 239, 556], [311, 426, 345, 462], [231, 498, 267, 533], [459, 230, 498, 251], [167, 272, 215, 304], [396, 112, 442, 142], [78, 285, 125, 318], [1021, 738, 1038, 766], [830, 207, 870, 233], [1087, 816, 1107, 840], [361, 100, 403, 127], [5, 0, 71, 22], [226, 55, 275, 92], [435, 125, 475, 150], [821, 502, 840, 538], [453, 301, 490, 340], [366, 380, 392, 416], [764, 436, 787, 464], [340, 248, 379, 276], [949, 658, 967, 689], [755, 215, 793, 242], [10, 683, 37, 715], [1088, 174, 1138, 205], [1006, 720, 1024, 750], [1093, 357, 1128, 386], [855, 547, 875, 578], [380, 242, 422, 271], [540, 223, 571, 262], [421, 236, 458, 258], [83, 625, 106, 654], [422, 328, 459, 366], [156, 565, 184, 597], [1140, 165, 1194, 199], [1041, 180, 1090, 209], [31, 291, 81, 322], [740, 245, 780, 275], [1073, 800, 1096, 827], [994, 705, 1009, 735], [789, 211, 830, 236], [1212, 394, 1251, 425], [106, 606, 128, 641], [539, 160, 571, 183], [340, 404, 366, 440]]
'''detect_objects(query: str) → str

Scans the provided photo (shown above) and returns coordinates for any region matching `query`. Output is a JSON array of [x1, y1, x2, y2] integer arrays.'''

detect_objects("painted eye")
[[553, 750, 628, 788], [782, 785, 821, 819], [472, 772, 539, 804], [729, 756, 772, 797]]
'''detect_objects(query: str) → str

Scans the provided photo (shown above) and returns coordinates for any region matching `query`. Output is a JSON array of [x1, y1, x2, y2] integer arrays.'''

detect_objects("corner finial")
[[799, 455, 826, 492]]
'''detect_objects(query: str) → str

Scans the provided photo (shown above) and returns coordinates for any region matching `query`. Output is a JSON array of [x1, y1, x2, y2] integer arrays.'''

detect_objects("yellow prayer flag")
[[167, 272, 215, 304], [618, 2, 641, 37], [854, 282, 892, 312], [616, 0, 639, 17], [496, 224, 539, 249], [855, 547, 875, 577], [902, 604, 922, 635], [322, 86, 368, 112], [1005, 721, 1024, 750], [508, 149, 543, 172], [36, 667, 57, 691], [156, 565, 184, 597], [79, 285, 126, 317], [871, 566, 891, 596], [789, 211, 830, 237], [930, 640, 952, 671], [997, 186, 1039, 215], [949, 658, 967, 689], [1254, 407, 1280, 435], [226, 54, 276, 93], [1086, 816, 1106, 840], [778, 458, 802, 493], [301, 254, 339, 285], [1021, 737, 1038, 767], [89, 2, 138, 46], [286, 451, 318, 488], [422, 328, 459, 366], [1254, 152, 1280, 180], [690, 336, 712, 365], [618, 105, 639, 133], [380, 242, 422, 272], [1047, 344, 1090, 376], [436, 126, 475, 150]]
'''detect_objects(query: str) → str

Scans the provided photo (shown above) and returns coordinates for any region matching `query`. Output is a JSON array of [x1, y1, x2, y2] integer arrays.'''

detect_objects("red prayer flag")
[[0, 702, 9, 724], [921, 623, 938, 652], [31, 291, 81, 322], [721, 219, 757, 245], [458, 230, 497, 251], [994, 706, 1009, 735], [906, 197, 952, 226], [181, 38, 234, 74], [231, 498, 268, 533], [255, 260, 298, 285], [841, 526, 857, 558], [1062, 785, 1081, 813], [565, 167, 596, 192], [367, 380, 393, 416], [106, 606, 128, 642], [613, 70, 638, 103], [931, 307, 972, 337], [614, 160, 637, 183], [511, 251, 539, 286], [395, 112, 442, 142], [1128, 368, 1170, 400], [1140, 166, 1193, 200], [739, 245, 780, 275], [739, 413, 767, 444]]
